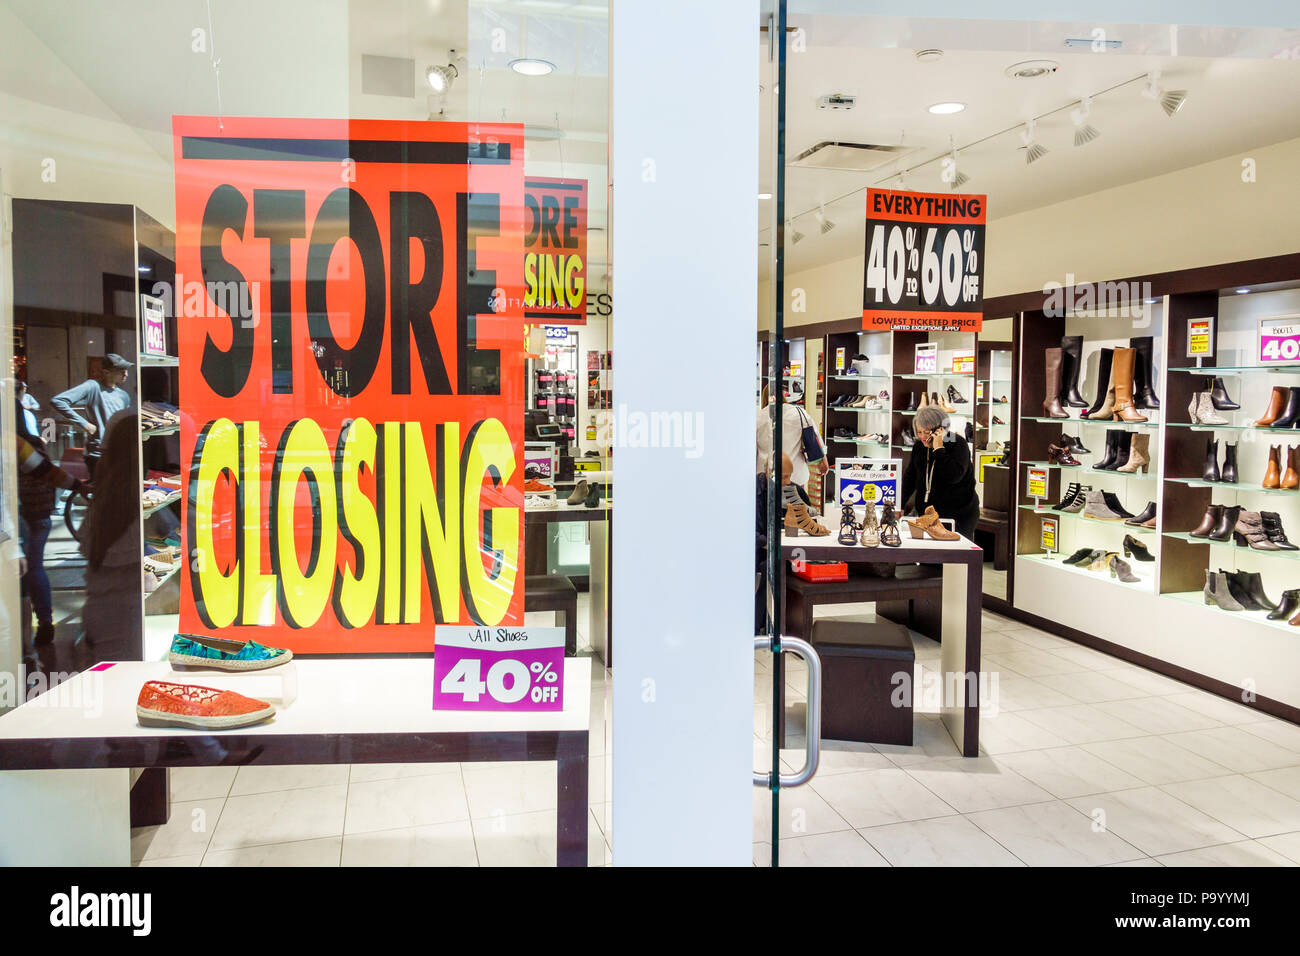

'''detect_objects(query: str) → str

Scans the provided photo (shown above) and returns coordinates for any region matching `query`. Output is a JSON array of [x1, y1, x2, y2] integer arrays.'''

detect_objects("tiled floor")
[[752, 606, 1300, 867], [131, 600, 1300, 867]]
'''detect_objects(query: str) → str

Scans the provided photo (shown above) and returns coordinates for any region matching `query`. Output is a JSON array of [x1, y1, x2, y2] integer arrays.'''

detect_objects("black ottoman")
[[810, 619, 916, 746], [525, 574, 578, 656]]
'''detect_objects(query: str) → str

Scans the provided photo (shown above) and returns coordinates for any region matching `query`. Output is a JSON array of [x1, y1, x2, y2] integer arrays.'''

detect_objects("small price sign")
[[1040, 516, 1058, 554], [914, 342, 938, 374], [1026, 466, 1048, 500], [434, 626, 566, 711], [1187, 317, 1214, 358], [862, 187, 986, 332], [835, 347, 846, 372], [836, 458, 900, 507], [951, 349, 975, 374], [141, 295, 167, 356], [1259, 315, 1300, 364]]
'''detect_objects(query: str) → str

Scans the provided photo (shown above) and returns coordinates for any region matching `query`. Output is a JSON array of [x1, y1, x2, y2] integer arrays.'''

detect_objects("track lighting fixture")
[[1142, 71, 1187, 117], [790, 225, 805, 244], [944, 142, 969, 189], [815, 205, 835, 235], [427, 62, 458, 93], [1020, 119, 1048, 165], [1071, 96, 1100, 147]]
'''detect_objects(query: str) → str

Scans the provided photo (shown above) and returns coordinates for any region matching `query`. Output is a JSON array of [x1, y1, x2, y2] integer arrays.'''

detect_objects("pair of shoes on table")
[[140, 632, 296, 731]]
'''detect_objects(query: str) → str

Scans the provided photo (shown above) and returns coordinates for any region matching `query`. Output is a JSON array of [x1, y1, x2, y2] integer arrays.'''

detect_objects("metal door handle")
[[753, 635, 821, 788]]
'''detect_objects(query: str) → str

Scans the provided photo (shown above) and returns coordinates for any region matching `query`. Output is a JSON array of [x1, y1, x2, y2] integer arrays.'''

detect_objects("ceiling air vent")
[[791, 141, 914, 172], [817, 93, 856, 110]]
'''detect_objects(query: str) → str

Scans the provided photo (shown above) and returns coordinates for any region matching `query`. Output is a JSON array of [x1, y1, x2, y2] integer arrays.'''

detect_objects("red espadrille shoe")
[[136, 681, 275, 730]]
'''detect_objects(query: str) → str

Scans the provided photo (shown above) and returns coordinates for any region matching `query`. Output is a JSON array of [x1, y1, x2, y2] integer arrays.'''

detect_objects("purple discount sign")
[[433, 626, 565, 712], [1259, 316, 1300, 364]]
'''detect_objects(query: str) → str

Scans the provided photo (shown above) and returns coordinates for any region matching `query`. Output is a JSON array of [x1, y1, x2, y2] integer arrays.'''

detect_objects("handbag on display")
[[795, 405, 826, 466]]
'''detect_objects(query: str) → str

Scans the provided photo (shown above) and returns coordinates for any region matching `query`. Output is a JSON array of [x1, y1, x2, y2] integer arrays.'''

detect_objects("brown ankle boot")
[[1256, 386, 1287, 426], [1284, 446, 1300, 490], [1263, 445, 1282, 489]]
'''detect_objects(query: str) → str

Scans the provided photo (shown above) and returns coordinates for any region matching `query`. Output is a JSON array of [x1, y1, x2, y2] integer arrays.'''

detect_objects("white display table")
[[0, 658, 591, 866]]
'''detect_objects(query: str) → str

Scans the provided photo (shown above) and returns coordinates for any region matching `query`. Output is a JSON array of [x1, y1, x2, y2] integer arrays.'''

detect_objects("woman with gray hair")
[[901, 404, 981, 539]]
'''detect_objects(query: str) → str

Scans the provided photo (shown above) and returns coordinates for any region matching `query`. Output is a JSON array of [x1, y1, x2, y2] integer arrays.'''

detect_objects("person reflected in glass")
[[902, 405, 980, 540], [80, 411, 142, 661], [51, 353, 133, 480]]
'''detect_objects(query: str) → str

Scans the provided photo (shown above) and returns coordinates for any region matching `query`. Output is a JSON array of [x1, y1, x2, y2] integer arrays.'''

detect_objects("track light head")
[[427, 63, 458, 93], [950, 170, 970, 190], [815, 205, 835, 235], [1071, 97, 1099, 147], [791, 227, 805, 245], [1073, 124, 1100, 147], [1160, 89, 1188, 116], [1025, 142, 1048, 165]]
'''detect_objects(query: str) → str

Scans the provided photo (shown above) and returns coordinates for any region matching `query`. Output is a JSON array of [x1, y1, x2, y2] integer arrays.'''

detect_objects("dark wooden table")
[[525, 502, 612, 663]]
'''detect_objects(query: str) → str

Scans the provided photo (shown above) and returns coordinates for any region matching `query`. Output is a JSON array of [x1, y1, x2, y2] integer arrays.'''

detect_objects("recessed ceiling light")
[[1005, 59, 1060, 80], [509, 58, 555, 77], [915, 49, 944, 63], [928, 102, 965, 115], [1237, 288, 1251, 294]]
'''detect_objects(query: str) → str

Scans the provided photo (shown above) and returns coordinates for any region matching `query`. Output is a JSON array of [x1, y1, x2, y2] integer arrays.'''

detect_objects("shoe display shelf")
[[890, 329, 976, 461], [820, 329, 894, 506]]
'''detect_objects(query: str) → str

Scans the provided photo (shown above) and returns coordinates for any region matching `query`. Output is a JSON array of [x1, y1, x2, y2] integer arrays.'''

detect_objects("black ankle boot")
[[1221, 442, 1239, 483], [1261, 511, 1299, 550], [1269, 589, 1300, 620], [1210, 376, 1240, 411], [1203, 438, 1220, 482], [1060, 432, 1091, 455], [1095, 430, 1120, 470], [1208, 504, 1242, 541], [906, 392, 918, 412], [1243, 571, 1278, 611], [1101, 491, 1134, 519], [1056, 482, 1083, 511], [1125, 501, 1157, 526], [1122, 534, 1154, 561], [1224, 570, 1264, 611], [1111, 432, 1131, 471]]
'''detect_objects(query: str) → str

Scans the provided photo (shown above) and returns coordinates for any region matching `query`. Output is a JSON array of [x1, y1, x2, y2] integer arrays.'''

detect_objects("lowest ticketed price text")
[[862, 187, 986, 332], [173, 117, 526, 653]]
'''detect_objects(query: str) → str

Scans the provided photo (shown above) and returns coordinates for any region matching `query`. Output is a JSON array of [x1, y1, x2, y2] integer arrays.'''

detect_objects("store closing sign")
[[172, 117, 526, 653], [862, 187, 986, 332], [524, 177, 587, 324]]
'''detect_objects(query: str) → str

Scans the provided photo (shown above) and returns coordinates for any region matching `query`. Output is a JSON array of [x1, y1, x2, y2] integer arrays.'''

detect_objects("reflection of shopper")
[[756, 386, 827, 492], [16, 398, 86, 645], [902, 405, 980, 539], [51, 353, 133, 478], [81, 411, 141, 660]]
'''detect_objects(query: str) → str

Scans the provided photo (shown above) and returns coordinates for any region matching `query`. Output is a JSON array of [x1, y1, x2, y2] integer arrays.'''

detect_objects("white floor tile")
[[753, 781, 853, 840], [810, 767, 956, 829], [1164, 691, 1267, 726], [202, 836, 341, 866], [462, 762, 559, 817], [986, 649, 1090, 678], [341, 820, 479, 866], [167, 766, 237, 802], [754, 830, 891, 867], [470, 808, 607, 867], [1016, 703, 1146, 745], [348, 762, 462, 783], [136, 854, 203, 867], [209, 785, 348, 850], [873, 714, 962, 765], [1163, 727, 1300, 774], [1105, 857, 1164, 867], [966, 801, 1145, 866], [989, 675, 1079, 713], [790, 740, 892, 775], [861, 816, 1023, 866], [1258, 830, 1300, 864], [998, 627, 1073, 651], [344, 774, 469, 835], [995, 746, 1147, 800], [1047, 645, 1127, 670], [229, 764, 350, 796], [1080, 736, 1234, 786], [976, 711, 1070, 755], [1154, 840, 1297, 867], [1161, 775, 1300, 838], [1065, 787, 1245, 857], [131, 797, 223, 863], [1250, 765, 1300, 800], [1035, 670, 1149, 704], [1240, 719, 1300, 753], [1093, 697, 1221, 736], [904, 756, 1054, 813], [1101, 666, 1192, 696]]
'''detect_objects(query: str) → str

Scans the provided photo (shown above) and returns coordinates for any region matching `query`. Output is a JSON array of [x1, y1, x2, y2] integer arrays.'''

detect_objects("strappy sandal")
[[838, 505, 859, 545], [860, 504, 880, 547], [904, 505, 961, 541], [879, 503, 902, 547], [785, 501, 831, 537]]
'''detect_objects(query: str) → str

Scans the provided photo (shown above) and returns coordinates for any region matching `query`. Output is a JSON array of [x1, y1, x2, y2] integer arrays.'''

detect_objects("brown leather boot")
[[1110, 347, 1148, 422], [1256, 386, 1288, 426], [1043, 347, 1068, 418], [1285, 446, 1300, 490], [1085, 362, 1117, 420], [1188, 503, 1223, 538], [1263, 445, 1282, 489], [1116, 433, 1150, 473]]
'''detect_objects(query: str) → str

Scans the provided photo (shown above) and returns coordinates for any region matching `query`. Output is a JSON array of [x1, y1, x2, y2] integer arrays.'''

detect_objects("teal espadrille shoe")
[[169, 633, 293, 672]]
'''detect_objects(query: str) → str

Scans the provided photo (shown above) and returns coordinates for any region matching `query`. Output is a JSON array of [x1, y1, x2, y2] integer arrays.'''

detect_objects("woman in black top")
[[901, 405, 980, 539]]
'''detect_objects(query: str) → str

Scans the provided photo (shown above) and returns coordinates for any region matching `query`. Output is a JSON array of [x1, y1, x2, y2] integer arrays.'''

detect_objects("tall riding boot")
[[1284, 446, 1300, 490], [1271, 386, 1300, 429], [1209, 376, 1240, 411], [1255, 386, 1288, 426], [1117, 433, 1150, 473], [1094, 429, 1120, 470], [1130, 336, 1161, 409], [1043, 348, 1068, 419], [1083, 348, 1114, 419], [1202, 438, 1220, 482], [1221, 442, 1239, 483], [1060, 336, 1088, 407], [1110, 347, 1148, 422], [1263, 445, 1282, 489]]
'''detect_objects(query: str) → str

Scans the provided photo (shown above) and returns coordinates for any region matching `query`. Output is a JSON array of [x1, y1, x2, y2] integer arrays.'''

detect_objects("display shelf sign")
[[1026, 467, 1048, 500], [836, 458, 901, 508], [951, 349, 975, 375], [862, 187, 986, 332], [172, 115, 526, 653], [434, 625, 565, 711], [524, 177, 587, 325], [524, 442, 557, 480], [976, 451, 1000, 484], [1258, 314, 1300, 364], [835, 347, 845, 372], [1187, 317, 1214, 359], [141, 294, 167, 356], [1040, 516, 1058, 554], [914, 342, 938, 374]]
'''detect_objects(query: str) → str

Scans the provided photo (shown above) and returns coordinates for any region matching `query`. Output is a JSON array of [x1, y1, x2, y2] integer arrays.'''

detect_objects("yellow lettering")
[[461, 418, 518, 625], [191, 418, 240, 628], [273, 419, 336, 627], [240, 421, 276, 625], [332, 418, 380, 628], [405, 423, 460, 623]]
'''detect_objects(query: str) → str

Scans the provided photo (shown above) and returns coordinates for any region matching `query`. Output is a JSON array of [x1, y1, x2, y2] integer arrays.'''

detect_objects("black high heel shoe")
[[1122, 534, 1154, 562], [838, 505, 860, 545], [879, 503, 902, 547]]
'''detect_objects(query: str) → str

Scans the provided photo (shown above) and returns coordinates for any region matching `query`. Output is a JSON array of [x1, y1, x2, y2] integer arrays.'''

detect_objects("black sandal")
[[838, 505, 859, 545], [879, 503, 902, 547]]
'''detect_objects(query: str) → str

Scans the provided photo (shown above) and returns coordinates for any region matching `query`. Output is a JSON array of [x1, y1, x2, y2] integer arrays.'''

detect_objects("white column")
[[610, 0, 757, 864]]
